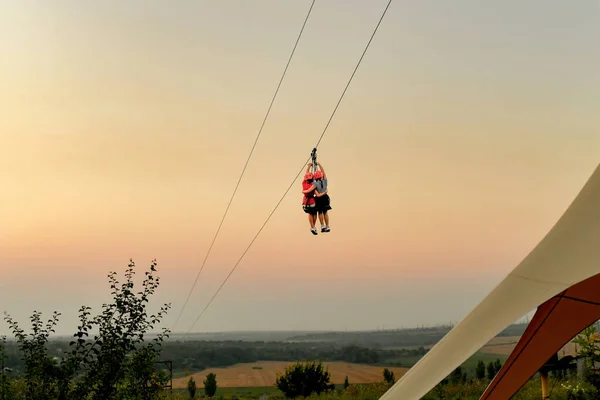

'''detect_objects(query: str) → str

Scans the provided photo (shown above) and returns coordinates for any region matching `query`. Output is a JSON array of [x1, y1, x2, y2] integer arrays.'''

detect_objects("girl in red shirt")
[[301, 164, 318, 235]]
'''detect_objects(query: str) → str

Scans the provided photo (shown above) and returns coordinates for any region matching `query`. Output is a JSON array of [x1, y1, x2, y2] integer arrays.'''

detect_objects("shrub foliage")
[[1, 259, 171, 400]]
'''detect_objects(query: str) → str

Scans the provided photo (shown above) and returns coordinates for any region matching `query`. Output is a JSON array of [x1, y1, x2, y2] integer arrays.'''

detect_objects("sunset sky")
[[1, 0, 599, 336]]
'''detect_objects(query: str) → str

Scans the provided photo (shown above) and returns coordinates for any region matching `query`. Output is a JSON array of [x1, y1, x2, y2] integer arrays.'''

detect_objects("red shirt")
[[302, 180, 316, 206]]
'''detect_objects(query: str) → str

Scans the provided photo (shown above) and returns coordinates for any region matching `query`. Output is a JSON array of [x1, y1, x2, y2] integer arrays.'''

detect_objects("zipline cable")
[[185, 0, 393, 333], [172, 0, 316, 329]]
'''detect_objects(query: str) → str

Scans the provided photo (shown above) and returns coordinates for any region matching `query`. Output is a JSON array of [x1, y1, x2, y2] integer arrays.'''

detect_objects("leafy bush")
[[2, 259, 171, 400], [275, 361, 335, 398], [0, 336, 14, 399], [187, 376, 196, 398], [332, 382, 391, 400], [383, 368, 395, 384], [204, 373, 217, 397]]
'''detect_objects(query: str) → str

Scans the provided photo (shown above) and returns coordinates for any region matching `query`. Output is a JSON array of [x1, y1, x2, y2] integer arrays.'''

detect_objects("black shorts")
[[315, 194, 331, 213], [303, 203, 317, 215]]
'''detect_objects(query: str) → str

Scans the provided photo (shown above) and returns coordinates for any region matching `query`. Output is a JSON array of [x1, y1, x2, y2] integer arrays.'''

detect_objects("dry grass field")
[[479, 336, 579, 356], [172, 361, 408, 389], [425, 336, 522, 352], [479, 336, 521, 355]]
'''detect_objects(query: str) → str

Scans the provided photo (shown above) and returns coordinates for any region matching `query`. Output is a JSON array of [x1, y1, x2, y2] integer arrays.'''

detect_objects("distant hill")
[[166, 330, 326, 342], [279, 323, 527, 349], [48, 323, 530, 346], [164, 323, 529, 348]]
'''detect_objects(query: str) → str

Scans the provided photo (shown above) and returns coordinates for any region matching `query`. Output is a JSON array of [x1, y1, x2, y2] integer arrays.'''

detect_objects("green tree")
[[0, 337, 13, 400], [449, 366, 463, 385], [574, 323, 600, 370], [3, 311, 63, 400], [69, 259, 170, 400], [475, 360, 486, 380], [343, 375, 349, 389], [383, 368, 395, 384], [275, 361, 335, 398], [433, 383, 446, 399], [187, 376, 197, 398], [339, 345, 380, 364], [204, 373, 217, 398], [493, 359, 502, 374], [3, 259, 171, 400], [486, 361, 495, 380]]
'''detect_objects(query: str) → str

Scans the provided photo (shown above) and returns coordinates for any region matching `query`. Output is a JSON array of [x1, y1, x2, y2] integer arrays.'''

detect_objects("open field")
[[172, 361, 408, 389], [422, 335, 522, 355], [424, 335, 521, 351], [479, 335, 521, 355], [479, 336, 579, 357]]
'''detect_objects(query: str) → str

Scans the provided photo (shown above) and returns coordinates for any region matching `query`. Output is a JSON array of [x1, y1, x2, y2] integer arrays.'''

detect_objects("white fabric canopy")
[[380, 163, 600, 400]]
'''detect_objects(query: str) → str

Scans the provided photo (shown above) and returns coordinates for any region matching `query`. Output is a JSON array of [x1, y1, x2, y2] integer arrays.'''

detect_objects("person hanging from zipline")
[[313, 162, 331, 232], [301, 163, 318, 235], [301, 148, 332, 235]]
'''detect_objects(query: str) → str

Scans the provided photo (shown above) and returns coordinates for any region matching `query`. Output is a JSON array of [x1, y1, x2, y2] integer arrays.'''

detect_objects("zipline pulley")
[[311, 148, 317, 174]]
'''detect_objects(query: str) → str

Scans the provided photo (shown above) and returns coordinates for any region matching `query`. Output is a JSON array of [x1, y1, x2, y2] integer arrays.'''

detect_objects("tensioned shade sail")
[[380, 163, 600, 400], [480, 272, 600, 399]]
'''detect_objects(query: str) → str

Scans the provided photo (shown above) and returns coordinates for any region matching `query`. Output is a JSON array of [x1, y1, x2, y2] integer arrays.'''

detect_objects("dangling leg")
[[310, 212, 318, 235], [318, 212, 326, 232], [322, 196, 331, 232]]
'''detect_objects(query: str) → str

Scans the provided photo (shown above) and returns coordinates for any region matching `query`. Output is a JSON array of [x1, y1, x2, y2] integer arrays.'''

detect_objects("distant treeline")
[[165, 323, 529, 344], [0, 340, 428, 375], [285, 323, 528, 348]]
